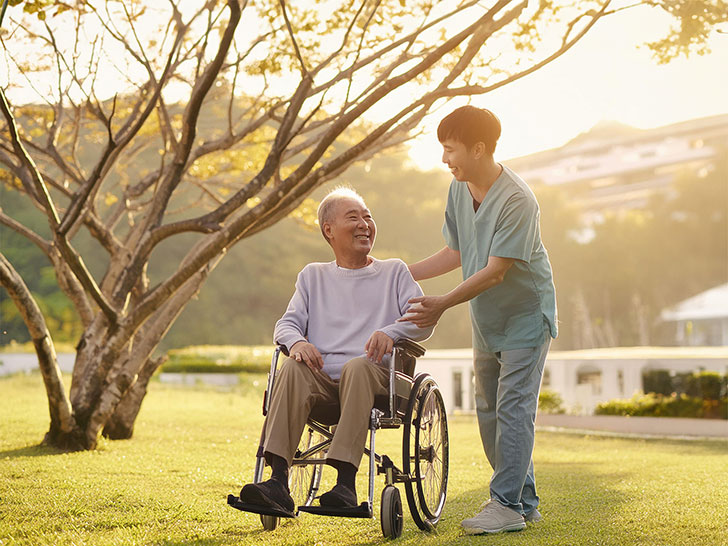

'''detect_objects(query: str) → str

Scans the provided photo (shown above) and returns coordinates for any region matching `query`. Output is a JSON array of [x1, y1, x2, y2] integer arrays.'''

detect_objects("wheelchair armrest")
[[394, 339, 426, 358]]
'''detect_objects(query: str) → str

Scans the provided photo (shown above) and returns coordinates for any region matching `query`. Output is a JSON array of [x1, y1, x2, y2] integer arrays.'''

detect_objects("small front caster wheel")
[[260, 514, 278, 531], [381, 485, 403, 539]]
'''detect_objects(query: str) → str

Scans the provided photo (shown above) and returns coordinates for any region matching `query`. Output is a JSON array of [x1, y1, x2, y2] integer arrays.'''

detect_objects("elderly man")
[[239, 187, 433, 514]]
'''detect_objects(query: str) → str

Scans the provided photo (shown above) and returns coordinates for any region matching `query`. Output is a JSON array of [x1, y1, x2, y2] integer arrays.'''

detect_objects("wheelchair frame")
[[227, 339, 449, 539]]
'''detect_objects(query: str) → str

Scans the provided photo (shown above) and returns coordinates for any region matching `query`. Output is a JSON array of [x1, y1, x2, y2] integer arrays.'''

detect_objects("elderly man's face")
[[325, 197, 376, 257]]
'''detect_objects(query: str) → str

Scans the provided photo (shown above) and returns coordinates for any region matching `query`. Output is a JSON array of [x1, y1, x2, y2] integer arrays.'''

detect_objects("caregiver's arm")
[[408, 245, 461, 281], [400, 256, 515, 328]]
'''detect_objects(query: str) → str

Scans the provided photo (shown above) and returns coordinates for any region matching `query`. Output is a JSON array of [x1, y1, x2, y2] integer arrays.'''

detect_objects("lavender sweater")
[[273, 258, 434, 379]]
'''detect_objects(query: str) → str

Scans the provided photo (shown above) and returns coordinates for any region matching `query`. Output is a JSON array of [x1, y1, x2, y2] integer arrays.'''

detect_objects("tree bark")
[[0, 253, 85, 450], [102, 266, 211, 439], [103, 355, 166, 439]]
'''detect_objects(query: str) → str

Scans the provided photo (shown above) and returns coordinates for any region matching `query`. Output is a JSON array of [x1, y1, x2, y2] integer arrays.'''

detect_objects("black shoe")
[[240, 478, 295, 513], [319, 483, 358, 508]]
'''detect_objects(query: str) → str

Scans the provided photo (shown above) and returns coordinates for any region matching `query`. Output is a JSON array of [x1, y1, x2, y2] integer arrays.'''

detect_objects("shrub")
[[594, 392, 722, 418], [643, 370, 727, 401], [684, 371, 724, 400], [642, 369, 673, 396], [538, 389, 565, 414]]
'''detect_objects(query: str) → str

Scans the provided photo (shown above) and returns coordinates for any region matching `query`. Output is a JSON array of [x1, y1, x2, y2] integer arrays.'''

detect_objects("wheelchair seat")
[[307, 367, 414, 426]]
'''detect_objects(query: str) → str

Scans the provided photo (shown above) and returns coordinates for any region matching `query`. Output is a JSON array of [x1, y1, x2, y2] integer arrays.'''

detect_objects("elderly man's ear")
[[322, 222, 333, 241]]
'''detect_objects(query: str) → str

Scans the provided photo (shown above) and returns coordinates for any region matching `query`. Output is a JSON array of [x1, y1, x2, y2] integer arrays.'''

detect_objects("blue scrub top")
[[442, 165, 557, 352]]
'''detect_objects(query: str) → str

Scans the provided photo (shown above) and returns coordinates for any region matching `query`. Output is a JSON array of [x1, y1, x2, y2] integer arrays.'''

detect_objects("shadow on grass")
[[153, 526, 385, 546], [442, 461, 632, 544], [154, 462, 634, 546], [0, 444, 66, 459]]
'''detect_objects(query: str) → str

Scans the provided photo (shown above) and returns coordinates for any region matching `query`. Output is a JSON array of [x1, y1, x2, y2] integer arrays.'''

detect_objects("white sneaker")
[[461, 499, 526, 534]]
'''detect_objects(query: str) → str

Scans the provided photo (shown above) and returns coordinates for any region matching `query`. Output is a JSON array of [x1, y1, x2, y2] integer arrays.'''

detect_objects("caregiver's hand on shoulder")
[[398, 295, 447, 328]]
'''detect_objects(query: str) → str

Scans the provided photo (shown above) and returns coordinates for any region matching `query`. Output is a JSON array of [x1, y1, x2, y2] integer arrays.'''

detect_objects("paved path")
[[0, 353, 75, 376], [537, 413, 728, 439]]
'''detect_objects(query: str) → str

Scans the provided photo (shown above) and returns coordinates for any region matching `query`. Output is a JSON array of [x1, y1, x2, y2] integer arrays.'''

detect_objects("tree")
[[0, 0, 725, 450]]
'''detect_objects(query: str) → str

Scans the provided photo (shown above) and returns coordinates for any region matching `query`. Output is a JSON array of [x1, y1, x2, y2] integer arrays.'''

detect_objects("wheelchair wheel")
[[380, 485, 404, 539], [289, 425, 326, 507], [402, 374, 449, 531], [260, 514, 278, 531]]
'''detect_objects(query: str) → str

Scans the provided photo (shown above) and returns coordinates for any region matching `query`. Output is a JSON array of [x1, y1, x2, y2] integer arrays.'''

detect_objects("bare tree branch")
[[278, 0, 309, 77]]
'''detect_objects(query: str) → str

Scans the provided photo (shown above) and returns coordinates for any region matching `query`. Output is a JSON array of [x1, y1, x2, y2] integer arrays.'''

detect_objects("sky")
[[407, 4, 728, 170]]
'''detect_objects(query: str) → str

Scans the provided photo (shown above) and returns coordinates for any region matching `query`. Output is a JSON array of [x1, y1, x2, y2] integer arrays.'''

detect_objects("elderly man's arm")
[[273, 269, 324, 371], [370, 262, 435, 362]]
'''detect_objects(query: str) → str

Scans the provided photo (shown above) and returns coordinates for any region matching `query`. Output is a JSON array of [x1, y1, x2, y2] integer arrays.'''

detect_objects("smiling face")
[[323, 197, 376, 265], [440, 138, 483, 182]]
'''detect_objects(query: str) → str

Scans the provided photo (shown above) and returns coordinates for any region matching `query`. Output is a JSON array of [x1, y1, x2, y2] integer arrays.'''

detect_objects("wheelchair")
[[227, 339, 449, 539]]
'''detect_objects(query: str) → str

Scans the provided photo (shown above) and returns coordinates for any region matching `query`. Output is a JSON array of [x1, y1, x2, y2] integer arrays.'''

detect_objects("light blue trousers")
[[473, 339, 550, 515]]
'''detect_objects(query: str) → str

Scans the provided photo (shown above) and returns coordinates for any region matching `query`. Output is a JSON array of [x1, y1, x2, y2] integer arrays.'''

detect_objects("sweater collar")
[[329, 257, 380, 277]]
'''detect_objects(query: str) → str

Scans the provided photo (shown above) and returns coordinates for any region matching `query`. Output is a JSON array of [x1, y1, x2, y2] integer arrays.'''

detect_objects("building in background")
[[420, 347, 728, 416], [506, 114, 728, 222], [661, 283, 728, 346]]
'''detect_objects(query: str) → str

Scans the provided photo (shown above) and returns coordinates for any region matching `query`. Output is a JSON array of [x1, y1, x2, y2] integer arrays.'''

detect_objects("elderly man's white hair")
[[317, 187, 367, 243]]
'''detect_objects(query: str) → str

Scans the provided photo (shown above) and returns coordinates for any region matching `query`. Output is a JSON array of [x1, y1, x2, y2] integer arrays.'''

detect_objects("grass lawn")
[[1, 372, 726, 546]]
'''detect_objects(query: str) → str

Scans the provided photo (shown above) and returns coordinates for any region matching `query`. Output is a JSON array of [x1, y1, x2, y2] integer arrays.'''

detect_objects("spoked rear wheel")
[[289, 425, 327, 507], [402, 374, 449, 531]]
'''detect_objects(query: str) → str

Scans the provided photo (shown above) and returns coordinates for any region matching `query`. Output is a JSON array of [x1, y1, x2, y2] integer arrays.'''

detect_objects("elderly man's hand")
[[398, 295, 447, 328], [290, 341, 324, 372], [365, 331, 394, 364]]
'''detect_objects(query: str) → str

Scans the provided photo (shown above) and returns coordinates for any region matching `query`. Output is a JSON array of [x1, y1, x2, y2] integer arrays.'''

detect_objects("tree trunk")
[[0, 253, 86, 450], [103, 355, 166, 439], [101, 267, 210, 439]]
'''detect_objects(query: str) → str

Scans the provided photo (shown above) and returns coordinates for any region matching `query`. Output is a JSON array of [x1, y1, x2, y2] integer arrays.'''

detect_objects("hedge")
[[595, 392, 728, 419]]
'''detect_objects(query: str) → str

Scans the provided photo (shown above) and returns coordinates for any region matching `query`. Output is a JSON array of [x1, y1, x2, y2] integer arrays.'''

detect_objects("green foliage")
[[642, 369, 674, 396], [161, 345, 274, 374], [538, 388, 565, 414], [4, 0, 71, 22], [595, 392, 727, 419], [646, 0, 728, 63], [642, 369, 727, 401], [679, 370, 726, 401], [0, 186, 84, 346]]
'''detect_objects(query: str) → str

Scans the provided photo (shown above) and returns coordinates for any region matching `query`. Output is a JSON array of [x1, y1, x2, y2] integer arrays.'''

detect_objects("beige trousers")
[[263, 356, 389, 468]]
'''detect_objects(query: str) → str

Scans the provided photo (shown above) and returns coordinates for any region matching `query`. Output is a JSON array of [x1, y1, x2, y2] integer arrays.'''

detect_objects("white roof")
[[661, 283, 728, 321]]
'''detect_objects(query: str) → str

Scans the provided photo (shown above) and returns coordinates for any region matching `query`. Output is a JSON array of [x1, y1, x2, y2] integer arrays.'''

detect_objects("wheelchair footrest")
[[226, 494, 297, 518], [297, 502, 372, 518]]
